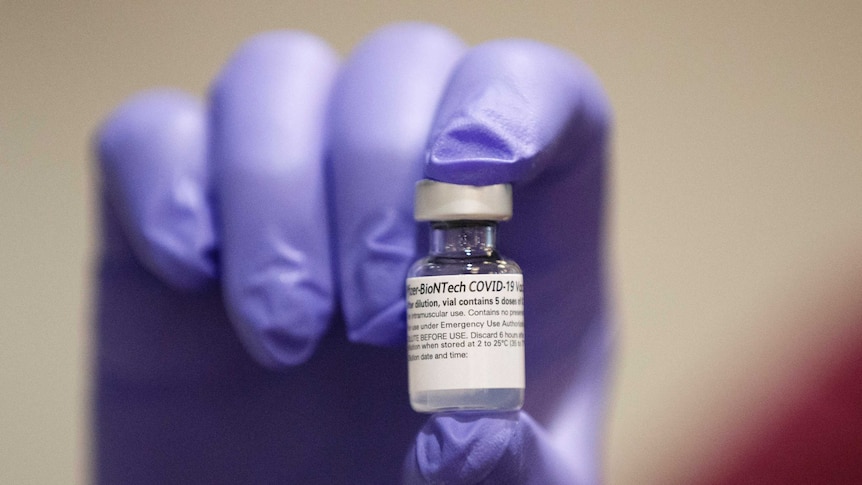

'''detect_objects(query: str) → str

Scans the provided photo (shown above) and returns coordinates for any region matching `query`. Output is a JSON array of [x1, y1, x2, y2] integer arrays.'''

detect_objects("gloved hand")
[[95, 22, 611, 485]]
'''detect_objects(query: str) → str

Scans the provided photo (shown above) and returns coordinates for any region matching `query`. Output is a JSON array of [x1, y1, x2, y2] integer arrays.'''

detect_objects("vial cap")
[[414, 180, 512, 221]]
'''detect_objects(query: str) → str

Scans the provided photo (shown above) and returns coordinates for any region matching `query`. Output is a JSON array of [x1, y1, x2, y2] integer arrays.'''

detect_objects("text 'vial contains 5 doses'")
[[406, 180, 524, 413]]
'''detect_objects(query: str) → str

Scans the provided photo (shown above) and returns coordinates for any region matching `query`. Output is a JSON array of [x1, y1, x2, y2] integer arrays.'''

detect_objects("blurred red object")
[[702, 329, 862, 485]]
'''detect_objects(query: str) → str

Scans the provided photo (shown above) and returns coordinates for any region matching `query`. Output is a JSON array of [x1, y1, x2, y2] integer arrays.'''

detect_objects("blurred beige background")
[[1, 1, 860, 483]]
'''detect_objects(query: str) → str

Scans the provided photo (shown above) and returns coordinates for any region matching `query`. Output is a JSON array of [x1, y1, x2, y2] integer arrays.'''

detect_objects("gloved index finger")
[[210, 32, 339, 368], [424, 40, 613, 424]]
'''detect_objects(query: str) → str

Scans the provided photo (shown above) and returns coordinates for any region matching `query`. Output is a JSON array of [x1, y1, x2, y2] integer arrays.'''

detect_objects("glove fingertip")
[[96, 89, 218, 291], [229, 307, 327, 369], [224, 263, 333, 369], [425, 39, 613, 187]]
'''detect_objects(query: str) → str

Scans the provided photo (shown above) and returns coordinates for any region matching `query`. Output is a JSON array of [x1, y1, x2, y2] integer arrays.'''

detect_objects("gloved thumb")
[[403, 411, 583, 485]]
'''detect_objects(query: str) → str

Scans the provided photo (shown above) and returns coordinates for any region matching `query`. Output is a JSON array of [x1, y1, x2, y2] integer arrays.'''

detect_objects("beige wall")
[[1, 2, 860, 483]]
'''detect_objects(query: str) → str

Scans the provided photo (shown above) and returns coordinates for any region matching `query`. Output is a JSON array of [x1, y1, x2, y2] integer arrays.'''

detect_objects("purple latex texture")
[[94, 23, 612, 485]]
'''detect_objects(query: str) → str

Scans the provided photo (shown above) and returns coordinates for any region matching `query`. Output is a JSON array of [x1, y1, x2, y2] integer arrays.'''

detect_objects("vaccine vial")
[[406, 180, 525, 413]]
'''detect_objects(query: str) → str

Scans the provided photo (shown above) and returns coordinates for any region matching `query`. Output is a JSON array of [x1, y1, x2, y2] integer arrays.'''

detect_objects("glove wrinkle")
[[228, 243, 329, 367], [428, 83, 537, 186], [344, 209, 414, 346]]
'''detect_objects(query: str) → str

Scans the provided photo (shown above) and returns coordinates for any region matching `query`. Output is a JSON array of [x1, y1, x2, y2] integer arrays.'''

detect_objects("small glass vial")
[[406, 180, 524, 413]]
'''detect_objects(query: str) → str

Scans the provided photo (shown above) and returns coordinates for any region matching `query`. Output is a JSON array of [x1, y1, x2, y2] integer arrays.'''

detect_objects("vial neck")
[[429, 221, 498, 258]]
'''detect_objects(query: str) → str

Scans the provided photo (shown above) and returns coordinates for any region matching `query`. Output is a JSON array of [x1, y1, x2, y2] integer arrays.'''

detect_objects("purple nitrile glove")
[[95, 22, 611, 485]]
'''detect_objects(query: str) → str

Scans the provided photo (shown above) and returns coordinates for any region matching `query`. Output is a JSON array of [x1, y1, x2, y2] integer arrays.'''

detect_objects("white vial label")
[[406, 274, 525, 393]]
